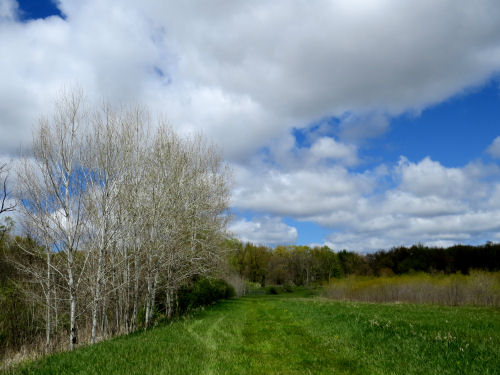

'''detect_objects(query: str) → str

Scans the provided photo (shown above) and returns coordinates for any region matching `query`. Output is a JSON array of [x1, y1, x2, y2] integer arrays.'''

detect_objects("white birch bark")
[[17, 89, 89, 350]]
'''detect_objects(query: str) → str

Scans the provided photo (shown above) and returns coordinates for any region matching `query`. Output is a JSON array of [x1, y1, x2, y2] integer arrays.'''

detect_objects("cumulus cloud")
[[232, 162, 373, 219], [264, 134, 359, 169], [330, 159, 500, 250], [395, 157, 487, 199], [229, 216, 298, 246], [487, 136, 500, 158], [2, 1, 500, 250], [1, 0, 500, 160], [308, 137, 359, 166], [232, 154, 500, 251]]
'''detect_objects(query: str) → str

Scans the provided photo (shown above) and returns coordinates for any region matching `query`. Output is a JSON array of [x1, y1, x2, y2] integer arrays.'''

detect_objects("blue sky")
[[231, 79, 500, 249], [16, 0, 61, 20], [380, 82, 500, 167], [2, 0, 500, 251]]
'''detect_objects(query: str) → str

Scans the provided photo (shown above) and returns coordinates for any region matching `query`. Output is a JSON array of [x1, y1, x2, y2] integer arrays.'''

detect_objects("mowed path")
[[11, 292, 500, 375]]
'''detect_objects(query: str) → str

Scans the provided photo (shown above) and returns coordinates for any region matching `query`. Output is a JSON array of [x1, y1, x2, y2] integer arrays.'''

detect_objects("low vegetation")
[[324, 271, 500, 306], [6, 290, 499, 375]]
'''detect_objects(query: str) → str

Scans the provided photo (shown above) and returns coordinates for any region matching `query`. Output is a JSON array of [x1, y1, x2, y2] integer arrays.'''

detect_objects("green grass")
[[7, 290, 500, 374]]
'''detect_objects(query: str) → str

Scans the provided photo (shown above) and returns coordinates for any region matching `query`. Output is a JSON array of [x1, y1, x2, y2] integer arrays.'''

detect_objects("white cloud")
[[233, 154, 500, 251], [0, 0, 17, 21], [229, 216, 297, 246], [1, 1, 500, 160], [487, 136, 500, 158], [2, 1, 500, 251], [264, 134, 359, 169], [232, 162, 373, 219], [382, 191, 466, 217], [308, 137, 358, 166], [325, 158, 500, 251], [396, 157, 470, 198]]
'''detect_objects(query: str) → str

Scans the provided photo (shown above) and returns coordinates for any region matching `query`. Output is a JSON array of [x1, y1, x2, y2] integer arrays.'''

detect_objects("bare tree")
[[0, 162, 15, 216], [81, 103, 131, 343], [146, 128, 231, 320], [17, 90, 90, 350], [14, 89, 231, 351]]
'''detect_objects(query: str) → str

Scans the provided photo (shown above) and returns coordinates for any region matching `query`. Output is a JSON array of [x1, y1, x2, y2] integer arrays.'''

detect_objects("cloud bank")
[[1, 0, 500, 249], [229, 216, 298, 246]]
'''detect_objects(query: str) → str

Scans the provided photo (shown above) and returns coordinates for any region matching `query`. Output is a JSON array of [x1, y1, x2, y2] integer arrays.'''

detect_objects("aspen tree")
[[17, 90, 89, 350]]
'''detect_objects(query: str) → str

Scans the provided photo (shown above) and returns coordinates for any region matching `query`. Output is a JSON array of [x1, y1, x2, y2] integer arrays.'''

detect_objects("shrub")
[[282, 283, 294, 293], [176, 277, 236, 314], [266, 286, 279, 295], [323, 271, 500, 306], [224, 274, 248, 297]]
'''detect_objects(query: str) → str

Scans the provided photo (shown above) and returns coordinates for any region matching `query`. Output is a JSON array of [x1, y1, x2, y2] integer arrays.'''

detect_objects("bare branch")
[[0, 162, 16, 215]]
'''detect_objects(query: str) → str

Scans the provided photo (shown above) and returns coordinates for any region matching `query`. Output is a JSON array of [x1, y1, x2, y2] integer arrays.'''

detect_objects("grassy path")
[[8, 292, 500, 374]]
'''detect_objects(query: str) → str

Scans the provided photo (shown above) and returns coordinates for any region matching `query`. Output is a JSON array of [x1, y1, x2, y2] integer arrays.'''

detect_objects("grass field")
[[6, 289, 500, 375]]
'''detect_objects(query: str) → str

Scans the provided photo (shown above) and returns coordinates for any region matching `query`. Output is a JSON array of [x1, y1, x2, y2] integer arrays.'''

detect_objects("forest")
[[227, 239, 500, 287]]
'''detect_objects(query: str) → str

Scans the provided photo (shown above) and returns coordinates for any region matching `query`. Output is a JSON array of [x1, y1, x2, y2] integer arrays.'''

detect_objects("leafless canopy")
[[15, 90, 231, 350], [0, 162, 15, 216]]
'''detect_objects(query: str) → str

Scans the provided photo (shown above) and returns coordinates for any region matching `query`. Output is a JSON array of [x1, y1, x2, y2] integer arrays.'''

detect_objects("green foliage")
[[265, 286, 279, 295], [0, 283, 40, 352], [0, 232, 47, 360], [282, 283, 294, 293], [265, 283, 294, 295], [227, 240, 343, 287], [10, 293, 500, 374], [176, 277, 235, 314], [136, 306, 160, 330], [0, 217, 14, 242], [226, 239, 500, 288], [367, 243, 500, 275]]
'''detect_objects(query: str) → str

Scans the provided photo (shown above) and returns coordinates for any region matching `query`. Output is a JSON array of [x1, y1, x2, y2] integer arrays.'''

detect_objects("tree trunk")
[[131, 249, 139, 331], [68, 253, 77, 350], [101, 292, 108, 337], [124, 250, 131, 333], [150, 271, 158, 324], [45, 250, 51, 352], [145, 252, 152, 329], [91, 244, 104, 344]]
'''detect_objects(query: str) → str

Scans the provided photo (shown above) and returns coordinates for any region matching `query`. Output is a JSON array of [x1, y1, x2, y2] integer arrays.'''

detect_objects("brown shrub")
[[323, 271, 500, 306]]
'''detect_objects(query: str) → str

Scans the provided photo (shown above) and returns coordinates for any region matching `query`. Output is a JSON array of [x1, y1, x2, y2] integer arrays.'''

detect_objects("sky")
[[1, 0, 500, 252]]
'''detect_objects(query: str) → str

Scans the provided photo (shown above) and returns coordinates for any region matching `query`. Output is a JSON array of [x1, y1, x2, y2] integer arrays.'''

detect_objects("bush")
[[323, 271, 500, 306], [176, 277, 236, 314], [224, 274, 248, 297], [266, 286, 279, 295], [282, 283, 294, 293], [0, 282, 44, 361]]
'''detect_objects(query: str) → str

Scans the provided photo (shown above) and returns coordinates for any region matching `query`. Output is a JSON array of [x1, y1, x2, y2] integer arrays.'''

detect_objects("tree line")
[[227, 240, 500, 286], [1, 90, 231, 356]]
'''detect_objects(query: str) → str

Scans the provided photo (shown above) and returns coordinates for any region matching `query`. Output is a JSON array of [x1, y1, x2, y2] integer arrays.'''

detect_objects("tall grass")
[[324, 271, 500, 306]]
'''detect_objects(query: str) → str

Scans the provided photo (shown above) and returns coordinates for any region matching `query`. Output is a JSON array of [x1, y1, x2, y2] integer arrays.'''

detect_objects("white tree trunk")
[[68, 254, 77, 350], [45, 249, 51, 351]]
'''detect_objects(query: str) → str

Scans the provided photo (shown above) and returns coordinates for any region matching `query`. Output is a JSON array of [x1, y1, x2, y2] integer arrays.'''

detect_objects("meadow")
[[5, 289, 499, 375], [324, 271, 500, 306]]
